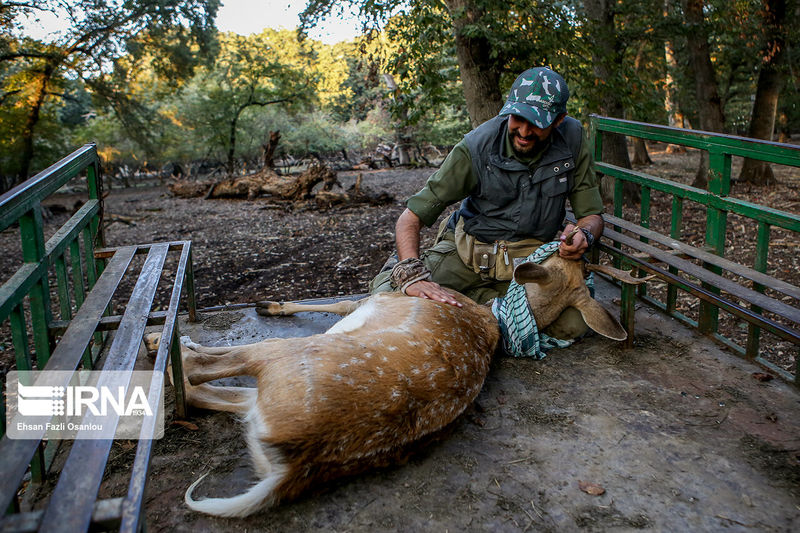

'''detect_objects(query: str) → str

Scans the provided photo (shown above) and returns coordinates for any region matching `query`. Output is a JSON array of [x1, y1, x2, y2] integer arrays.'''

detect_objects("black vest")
[[453, 115, 583, 243]]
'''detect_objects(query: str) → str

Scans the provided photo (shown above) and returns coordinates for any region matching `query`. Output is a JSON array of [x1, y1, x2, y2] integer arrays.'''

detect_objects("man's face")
[[507, 114, 559, 156]]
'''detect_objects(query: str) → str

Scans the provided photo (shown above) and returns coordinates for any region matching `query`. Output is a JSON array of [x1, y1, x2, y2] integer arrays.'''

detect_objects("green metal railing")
[[590, 115, 800, 376], [0, 143, 105, 476]]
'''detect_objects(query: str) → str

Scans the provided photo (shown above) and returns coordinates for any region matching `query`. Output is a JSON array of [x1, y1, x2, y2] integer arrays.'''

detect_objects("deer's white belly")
[[325, 298, 380, 334]]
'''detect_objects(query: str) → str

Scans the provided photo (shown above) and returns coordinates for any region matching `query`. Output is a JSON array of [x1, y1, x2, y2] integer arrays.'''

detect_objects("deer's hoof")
[[180, 335, 202, 351], [255, 301, 285, 316]]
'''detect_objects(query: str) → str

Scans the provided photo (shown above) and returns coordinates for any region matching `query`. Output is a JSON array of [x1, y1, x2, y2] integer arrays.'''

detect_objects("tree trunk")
[[444, 0, 503, 127], [683, 0, 726, 189], [227, 106, 244, 177], [262, 130, 281, 169], [663, 0, 687, 154], [630, 42, 653, 167], [17, 65, 54, 185], [395, 141, 411, 166], [632, 138, 653, 166], [382, 72, 417, 164], [584, 0, 637, 203], [171, 164, 340, 200], [776, 108, 790, 143], [739, 0, 787, 186]]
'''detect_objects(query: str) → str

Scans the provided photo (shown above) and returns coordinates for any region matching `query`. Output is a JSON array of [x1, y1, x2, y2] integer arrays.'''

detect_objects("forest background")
[[0, 0, 797, 194]]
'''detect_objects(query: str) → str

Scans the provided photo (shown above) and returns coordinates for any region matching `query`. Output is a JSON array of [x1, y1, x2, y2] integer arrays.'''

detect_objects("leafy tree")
[[0, 0, 218, 190], [173, 29, 355, 174], [671, 0, 795, 187], [299, 0, 580, 128]]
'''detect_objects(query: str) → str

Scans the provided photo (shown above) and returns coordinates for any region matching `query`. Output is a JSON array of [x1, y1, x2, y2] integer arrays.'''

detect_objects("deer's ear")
[[575, 298, 627, 341], [513, 262, 551, 285]]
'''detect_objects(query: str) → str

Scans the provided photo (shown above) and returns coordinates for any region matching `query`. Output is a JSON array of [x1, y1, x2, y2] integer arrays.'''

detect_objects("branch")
[[0, 89, 22, 105], [1, 2, 44, 9], [0, 50, 59, 62], [249, 97, 292, 108], [66, 3, 155, 56], [45, 91, 80, 102]]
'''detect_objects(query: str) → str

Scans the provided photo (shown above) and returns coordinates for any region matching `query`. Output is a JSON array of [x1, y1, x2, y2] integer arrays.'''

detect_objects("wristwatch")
[[580, 227, 595, 248]]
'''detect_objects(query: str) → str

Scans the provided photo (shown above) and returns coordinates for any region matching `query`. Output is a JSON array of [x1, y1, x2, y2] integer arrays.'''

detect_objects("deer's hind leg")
[[186, 383, 257, 414], [181, 338, 291, 386], [180, 335, 243, 355]]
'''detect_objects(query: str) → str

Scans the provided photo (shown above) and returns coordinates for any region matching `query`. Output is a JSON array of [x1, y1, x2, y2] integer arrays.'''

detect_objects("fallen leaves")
[[751, 372, 774, 382], [578, 480, 606, 496]]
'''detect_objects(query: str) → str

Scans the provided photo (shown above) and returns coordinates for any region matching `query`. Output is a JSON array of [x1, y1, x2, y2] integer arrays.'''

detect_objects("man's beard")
[[508, 129, 541, 156]]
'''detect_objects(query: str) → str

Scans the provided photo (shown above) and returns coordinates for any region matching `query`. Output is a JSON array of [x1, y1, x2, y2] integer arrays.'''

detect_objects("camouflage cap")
[[498, 67, 569, 128]]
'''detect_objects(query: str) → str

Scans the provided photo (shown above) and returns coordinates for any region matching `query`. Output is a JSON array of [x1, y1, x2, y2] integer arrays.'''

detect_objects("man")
[[370, 67, 604, 339]]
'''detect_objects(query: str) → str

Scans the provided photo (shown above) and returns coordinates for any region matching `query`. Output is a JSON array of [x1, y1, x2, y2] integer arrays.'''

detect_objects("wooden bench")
[[585, 115, 800, 383], [592, 214, 800, 352], [0, 145, 197, 531]]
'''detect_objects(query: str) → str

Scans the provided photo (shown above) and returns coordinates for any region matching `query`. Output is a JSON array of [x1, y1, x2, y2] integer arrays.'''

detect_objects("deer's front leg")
[[255, 299, 362, 317]]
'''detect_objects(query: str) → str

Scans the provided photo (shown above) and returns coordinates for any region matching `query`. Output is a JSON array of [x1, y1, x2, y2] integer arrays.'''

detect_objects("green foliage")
[[3, 0, 799, 185], [169, 29, 356, 170], [324, 41, 384, 122], [0, 0, 219, 187]]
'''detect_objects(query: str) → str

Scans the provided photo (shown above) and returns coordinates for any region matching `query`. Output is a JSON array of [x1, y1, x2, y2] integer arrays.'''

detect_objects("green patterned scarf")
[[491, 242, 593, 359]]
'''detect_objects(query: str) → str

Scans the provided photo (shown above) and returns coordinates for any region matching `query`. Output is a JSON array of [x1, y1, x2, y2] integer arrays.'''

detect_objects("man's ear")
[[552, 113, 567, 128]]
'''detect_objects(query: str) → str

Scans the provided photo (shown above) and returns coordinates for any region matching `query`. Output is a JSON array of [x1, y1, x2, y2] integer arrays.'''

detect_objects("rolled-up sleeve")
[[568, 131, 604, 218], [406, 142, 477, 227]]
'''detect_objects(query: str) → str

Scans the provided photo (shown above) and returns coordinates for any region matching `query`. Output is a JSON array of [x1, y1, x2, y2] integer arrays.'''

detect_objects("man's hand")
[[558, 224, 588, 260], [404, 280, 463, 307], [394, 208, 463, 307]]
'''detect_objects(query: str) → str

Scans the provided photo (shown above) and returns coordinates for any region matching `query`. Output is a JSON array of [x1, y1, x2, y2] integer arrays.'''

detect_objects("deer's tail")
[[184, 467, 285, 517]]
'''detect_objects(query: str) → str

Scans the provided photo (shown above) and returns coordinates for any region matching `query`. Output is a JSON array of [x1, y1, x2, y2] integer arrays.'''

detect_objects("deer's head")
[[513, 254, 649, 341]]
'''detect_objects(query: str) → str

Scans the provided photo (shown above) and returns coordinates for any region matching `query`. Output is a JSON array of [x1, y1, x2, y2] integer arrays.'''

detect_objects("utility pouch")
[[454, 218, 542, 281]]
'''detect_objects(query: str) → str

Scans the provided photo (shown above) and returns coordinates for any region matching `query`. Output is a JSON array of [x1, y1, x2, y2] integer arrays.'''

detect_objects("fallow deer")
[[171, 252, 639, 517]]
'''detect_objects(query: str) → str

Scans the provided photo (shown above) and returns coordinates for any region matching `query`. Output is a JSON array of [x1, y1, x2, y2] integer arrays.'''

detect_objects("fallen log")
[[313, 174, 393, 208], [312, 189, 393, 208], [169, 163, 341, 201]]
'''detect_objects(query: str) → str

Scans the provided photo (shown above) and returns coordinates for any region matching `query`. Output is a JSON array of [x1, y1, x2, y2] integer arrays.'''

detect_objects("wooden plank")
[[0, 246, 137, 517], [43, 200, 100, 260], [0, 263, 46, 323], [596, 163, 800, 231], [0, 497, 123, 532], [590, 115, 800, 165], [602, 213, 800, 301], [19, 206, 52, 366], [54, 254, 72, 320], [120, 243, 191, 529], [94, 240, 190, 259], [48, 311, 169, 335], [0, 144, 97, 231], [120, 242, 192, 532], [38, 243, 169, 533]]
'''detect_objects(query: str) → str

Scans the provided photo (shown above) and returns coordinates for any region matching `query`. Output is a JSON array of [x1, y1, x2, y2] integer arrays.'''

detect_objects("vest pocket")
[[540, 171, 570, 197], [479, 166, 520, 207], [532, 167, 573, 240]]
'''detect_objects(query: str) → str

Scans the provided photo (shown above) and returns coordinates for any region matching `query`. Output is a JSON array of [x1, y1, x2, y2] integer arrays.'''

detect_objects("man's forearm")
[[395, 208, 423, 260], [577, 214, 604, 240]]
